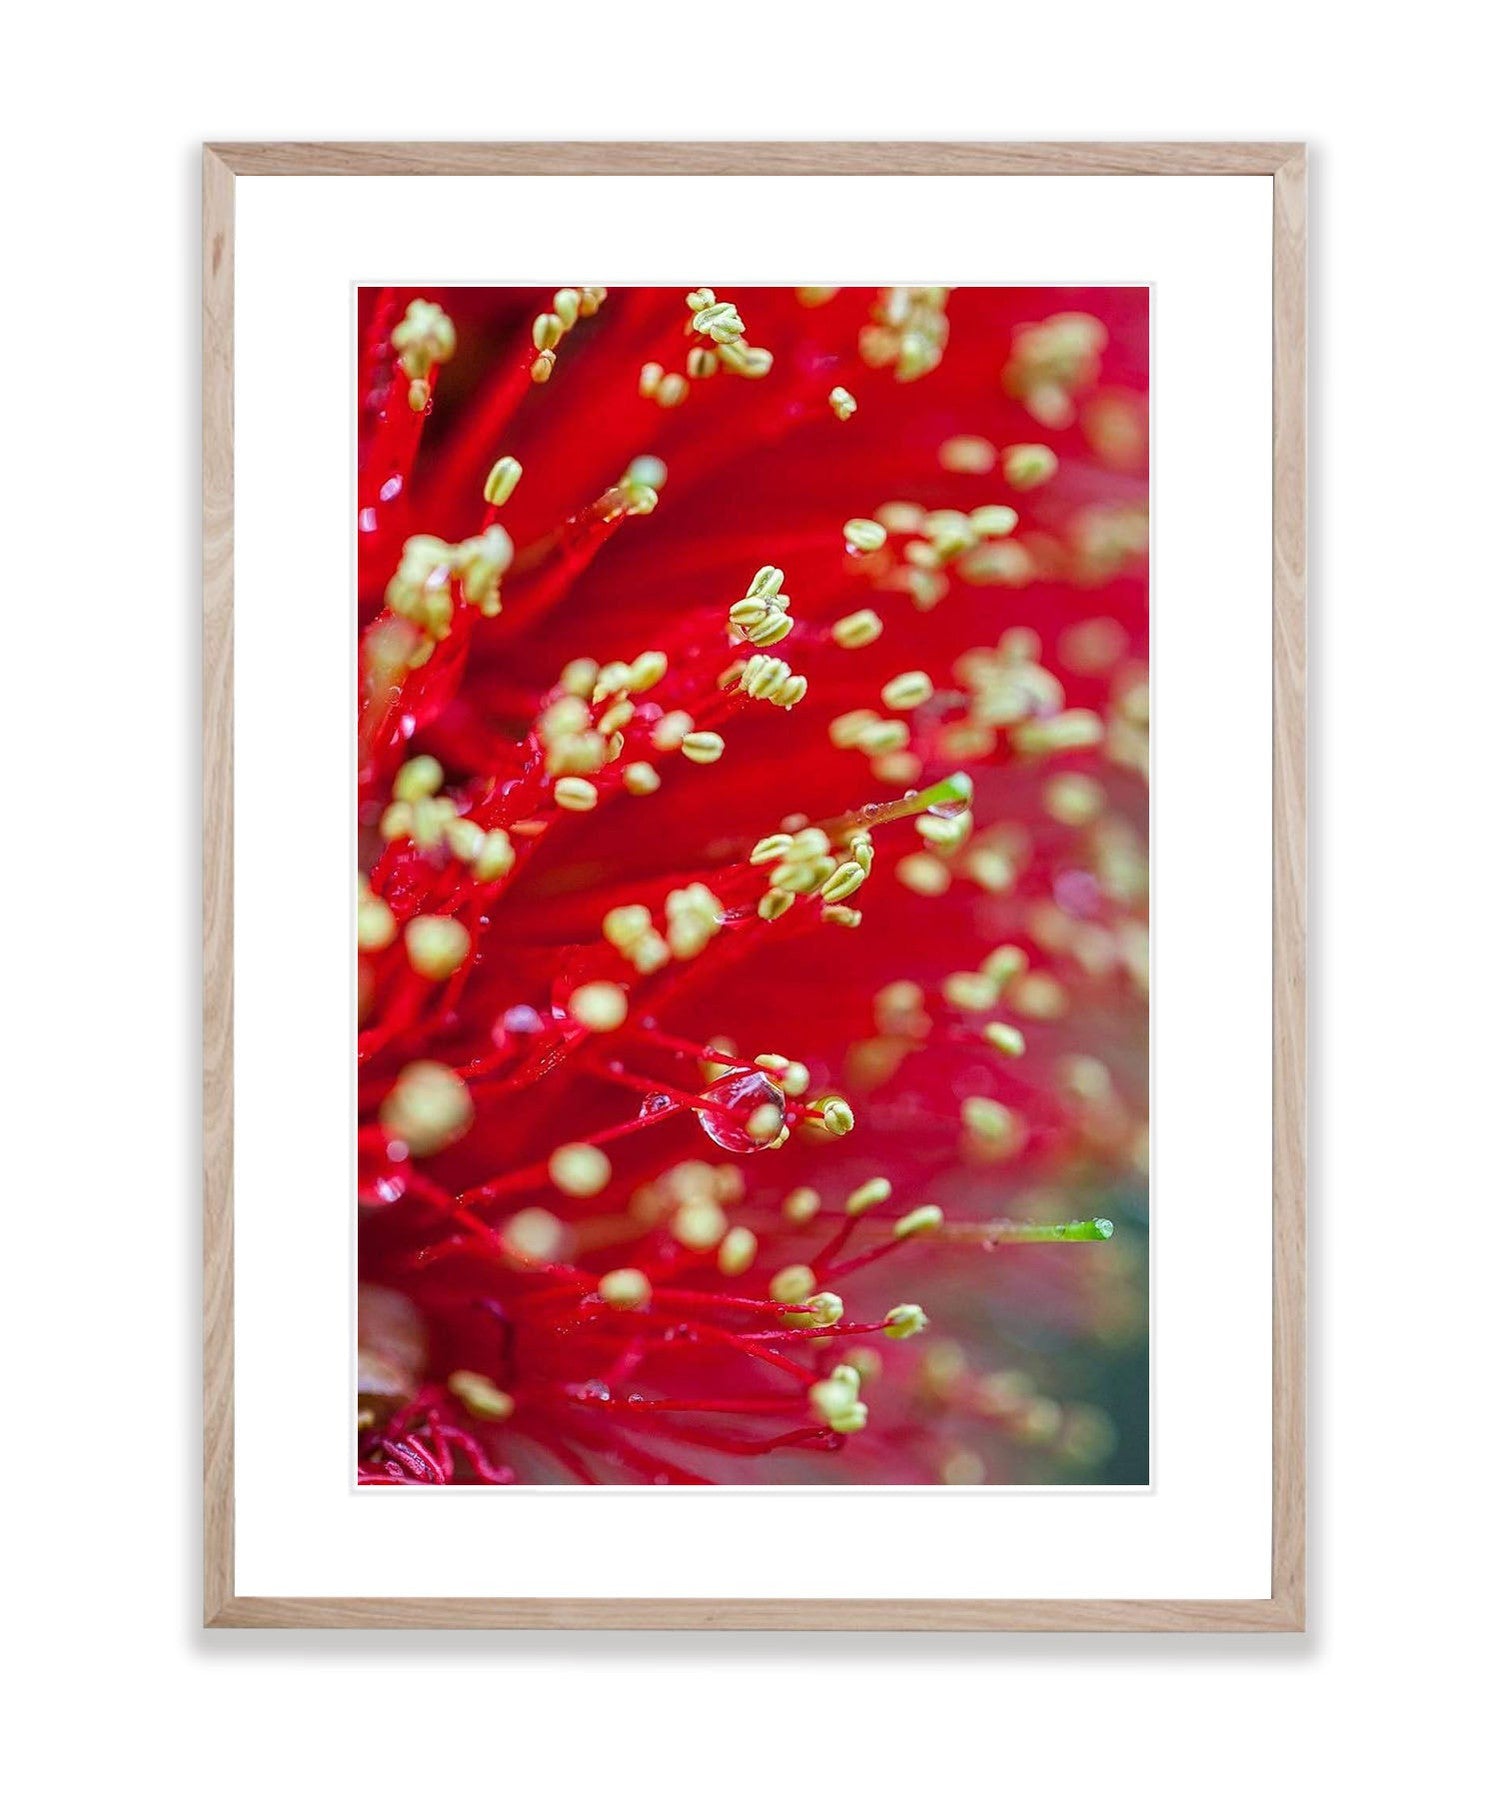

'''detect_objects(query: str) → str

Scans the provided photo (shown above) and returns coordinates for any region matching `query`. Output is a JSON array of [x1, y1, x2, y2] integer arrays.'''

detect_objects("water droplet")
[[573, 1379, 611, 1403], [638, 1090, 676, 1119], [503, 1005, 543, 1035], [697, 1069, 786, 1154]]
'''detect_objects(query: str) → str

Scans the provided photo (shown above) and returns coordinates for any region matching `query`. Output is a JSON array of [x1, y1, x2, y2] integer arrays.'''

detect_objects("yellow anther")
[[1010, 971, 1069, 1019], [769, 1263, 816, 1305], [880, 671, 934, 711], [553, 288, 581, 329], [673, 1197, 728, 1251], [804, 1291, 845, 1328], [829, 708, 879, 749], [961, 1095, 1022, 1154], [745, 1102, 784, 1144], [816, 1096, 855, 1137], [638, 362, 664, 398], [630, 930, 671, 974], [741, 608, 795, 647], [938, 434, 997, 474], [871, 751, 921, 787], [746, 565, 785, 600], [628, 650, 668, 692], [568, 981, 629, 1032], [685, 287, 716, 311], [598, 1267, 652, 1310], [1044, 773, 1107, 825], [883, 1303, 930, 1340], [722, 343, 773, 378], [532, 312, 564, 351], [893, 1203, 944, 1240], [758, 888, 795, 922], [559, 657, 600, 698], [392, 755, 444, 803], [970, 504, 1019, 538], [553, 776, 599, 812], [602, 904, 652, 951], [379, 1061, 472, 1157], [473, 829, 516, 882], [843, 517, 888, 554], [782, 1186, 821, 1225], [828, 385, 858, 421], [501, 1207, 567, 1264], [875, 500, 927, 534], [530, 350, 556, 384], [388, 755, 440, 805], [915, 812, 971, 851], [1012, 710, 1105, 756], [390, 299, 456, 382], [741, 654, 789, 699], [717, 1225, 758, 1277], [895, 853, 952, 897], [651, 710, 694, 751], [737, 655, 808, 709], [906, 568, 950, 610], [444, 817, 485, 863], [404, 914, 471, 980], [846, 1177, 892, 1217], [831, 609, 884, 649], [357, 888, 397, 952], [770, 858, 831, 896], [578, 287, 608, 317], [820, 861, 866, 905], [799, 287, 839, 307], [1002, 443, 1059, 489], [447, 1370, 515, 1422], [942, 1450, 986, 1485], [809, 1378, 867, 1433], [622, 762, 661, 796], [692, 300, 746, 344], [656, 372, 689, 408], [548, 1142, 612, 1198], [623, 454, 668, 493], [750, 832, 793, 865], [681, 730, 726, 765], [942, 970, 1000, 1013], [983, 1021, 1027, 1057], [980, 944, 1028, 988], [856, 719, 911, 755], [596, 700, 635, 737], [483, 456, 523, 506]]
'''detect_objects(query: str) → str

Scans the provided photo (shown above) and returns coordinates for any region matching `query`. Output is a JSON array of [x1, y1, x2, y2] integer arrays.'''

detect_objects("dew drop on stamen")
[[638, 1090, 676, 1119], [927, 792, 969, 821], [697, 1070, 786, 1154]]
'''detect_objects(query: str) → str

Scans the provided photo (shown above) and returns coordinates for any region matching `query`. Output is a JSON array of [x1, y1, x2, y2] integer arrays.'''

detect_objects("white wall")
[[4, 5, 1490, 1793]]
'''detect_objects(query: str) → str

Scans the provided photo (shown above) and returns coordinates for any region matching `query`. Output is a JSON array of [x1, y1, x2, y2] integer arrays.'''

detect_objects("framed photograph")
[[204, 141, 1305, 1629]]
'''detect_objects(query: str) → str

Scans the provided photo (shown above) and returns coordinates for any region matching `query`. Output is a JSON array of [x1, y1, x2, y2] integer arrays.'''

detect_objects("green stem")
[[939, 1217, 1115, 1246]]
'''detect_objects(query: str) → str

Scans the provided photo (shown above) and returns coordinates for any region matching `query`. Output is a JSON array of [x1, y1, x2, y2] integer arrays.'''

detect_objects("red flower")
[[356, 285, 1149, 1485]]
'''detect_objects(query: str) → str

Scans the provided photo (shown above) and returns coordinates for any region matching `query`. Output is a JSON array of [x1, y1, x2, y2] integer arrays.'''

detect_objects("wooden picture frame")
[[204, 140, 1306, 1630]]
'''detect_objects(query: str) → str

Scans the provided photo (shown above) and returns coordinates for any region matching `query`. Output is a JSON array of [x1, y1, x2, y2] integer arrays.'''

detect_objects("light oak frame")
[[203, 140, 1306, 1630]]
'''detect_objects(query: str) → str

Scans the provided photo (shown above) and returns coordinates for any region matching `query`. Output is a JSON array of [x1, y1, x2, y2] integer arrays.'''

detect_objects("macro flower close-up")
[[356, 282, 1150, 1486]]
